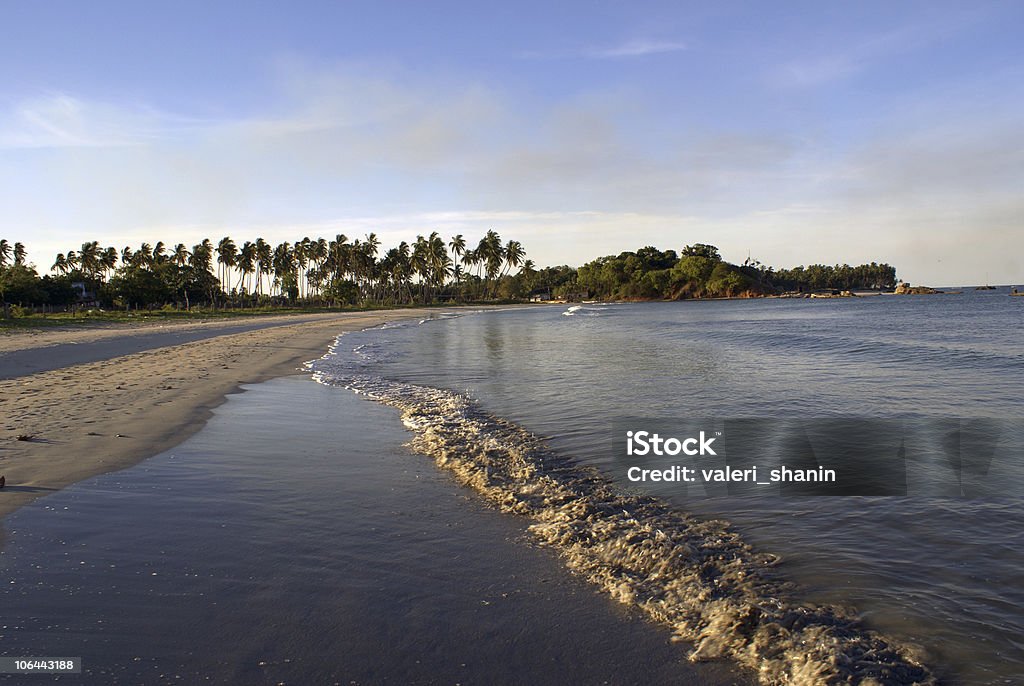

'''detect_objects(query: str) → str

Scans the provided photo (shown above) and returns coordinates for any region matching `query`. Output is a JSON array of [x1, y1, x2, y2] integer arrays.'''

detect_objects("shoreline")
[[0, 375, 753, 685], [0, 308, 463, 355], [0, 308, 451, 523]]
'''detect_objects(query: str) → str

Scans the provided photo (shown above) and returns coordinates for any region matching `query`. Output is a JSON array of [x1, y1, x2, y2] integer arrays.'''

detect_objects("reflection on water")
[[0, 377, 748, 686], [324, 297, 1024, 685]]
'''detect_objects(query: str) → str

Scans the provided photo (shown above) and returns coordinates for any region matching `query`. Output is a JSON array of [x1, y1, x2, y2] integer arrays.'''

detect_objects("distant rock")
[[894, 282, 940, 295], [808, 289, 857, 298]]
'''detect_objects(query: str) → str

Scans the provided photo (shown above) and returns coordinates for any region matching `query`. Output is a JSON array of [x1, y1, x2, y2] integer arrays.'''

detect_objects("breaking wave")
[[563, 304, 608, 316], [310, 337, 936, 686]]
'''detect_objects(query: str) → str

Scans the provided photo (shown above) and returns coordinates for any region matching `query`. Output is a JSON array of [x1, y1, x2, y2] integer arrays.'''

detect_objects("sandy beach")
[[0, 309, 440, 521]]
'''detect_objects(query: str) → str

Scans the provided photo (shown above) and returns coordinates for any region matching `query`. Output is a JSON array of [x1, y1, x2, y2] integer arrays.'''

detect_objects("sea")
[[2, 290, 1022, 684]]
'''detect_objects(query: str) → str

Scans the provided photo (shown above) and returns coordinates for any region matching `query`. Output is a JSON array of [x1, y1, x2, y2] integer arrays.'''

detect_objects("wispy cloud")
[[768, 10, 987, 89], [585, 39, 687, 58], [0, 93, 208, 149], [522, 38, 686, 60]]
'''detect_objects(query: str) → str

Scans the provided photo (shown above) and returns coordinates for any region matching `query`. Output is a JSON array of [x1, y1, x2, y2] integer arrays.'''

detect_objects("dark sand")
[[0, 310, 444, 520], [0, 312, 424, 380], [0, 376, 752, 685]]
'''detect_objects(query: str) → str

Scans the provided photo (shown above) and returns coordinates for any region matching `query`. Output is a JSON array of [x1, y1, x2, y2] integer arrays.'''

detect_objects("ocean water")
[[309, 292, 1024, 685], [0, 378, 748, 685]]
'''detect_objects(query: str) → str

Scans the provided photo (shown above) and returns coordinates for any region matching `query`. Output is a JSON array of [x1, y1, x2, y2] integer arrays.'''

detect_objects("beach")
[[0, 375, 752, 685], [0, 310, 754, 685], [0, 310, 440, 521], [2, 300, 1022, 683]]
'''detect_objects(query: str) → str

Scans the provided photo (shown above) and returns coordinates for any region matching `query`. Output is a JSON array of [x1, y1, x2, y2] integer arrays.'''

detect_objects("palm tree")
[[449, 234, 466, 262], [0, 240, 11, 319], [448, 234, 466, 300], [325, 234, 350, 294], [451, 264, 464, 299], [356, 233, 380, 303], [272, 242, 294, 297], [476, 230, 505, 298], [216, 236, 237, 296], [135, 243, 153, 268], [461, 248, 479, 299], [20, 230, 530, 311], [255, 238, 272, 296], [501, 240, 525, 278], [519, 258, 537, 294], [172, 243, 190, 267], [237, 241, 256, 293], [411, 235, 428, 302], [78, 241, 102, 281], [294, 237, 311, 299], [393, 241, 414, 303], [310, 238, 328, 298], [190, 239, 215, 303], [51, 253, 68, 275], [427, 232, 451, 299], [306, 265, 325, 300], [189, 240, 211, 272], [102, 247, 118, 279]]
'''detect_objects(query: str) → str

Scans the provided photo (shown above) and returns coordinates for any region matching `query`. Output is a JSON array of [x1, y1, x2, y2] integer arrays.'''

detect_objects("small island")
[[894, 282, 942, 295], [535, 243, 897, 301]]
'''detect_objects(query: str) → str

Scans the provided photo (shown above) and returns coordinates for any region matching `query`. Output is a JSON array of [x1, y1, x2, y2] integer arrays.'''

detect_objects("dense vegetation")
[[540, 244, 897, 300], [0, 232, 533, 316], [770, 262, 897, 291], [1, 234, 898, 318]]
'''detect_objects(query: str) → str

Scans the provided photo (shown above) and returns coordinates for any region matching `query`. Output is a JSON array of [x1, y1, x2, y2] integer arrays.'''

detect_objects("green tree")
[[681, 243, 721, 261], [216, 236, 238, 296]]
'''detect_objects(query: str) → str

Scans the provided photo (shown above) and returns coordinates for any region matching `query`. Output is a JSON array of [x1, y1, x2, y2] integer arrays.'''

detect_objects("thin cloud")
[[522, 38, 686, 60], [768, 9, 989, 89], [586, 39, 687, 58], [0, 94, 212, 149]]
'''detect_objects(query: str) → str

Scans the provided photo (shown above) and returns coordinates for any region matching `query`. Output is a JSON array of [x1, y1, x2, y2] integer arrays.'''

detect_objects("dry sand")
[[0, 310, 444, 355], [0, 309, 440, 520]]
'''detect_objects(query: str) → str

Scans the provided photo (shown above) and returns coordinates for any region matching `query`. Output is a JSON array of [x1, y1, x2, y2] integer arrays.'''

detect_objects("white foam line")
[[308, 370, 936, 686]]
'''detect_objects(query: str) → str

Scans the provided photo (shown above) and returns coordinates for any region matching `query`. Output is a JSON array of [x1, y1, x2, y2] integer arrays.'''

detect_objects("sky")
[[1, 0, 1022, 285]]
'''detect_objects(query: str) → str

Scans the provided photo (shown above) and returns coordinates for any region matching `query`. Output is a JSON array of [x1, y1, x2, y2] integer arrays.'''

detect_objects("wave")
[[310, 346, 936, 685], [418, 310, 470, 325], [563, 304, 607, 317]]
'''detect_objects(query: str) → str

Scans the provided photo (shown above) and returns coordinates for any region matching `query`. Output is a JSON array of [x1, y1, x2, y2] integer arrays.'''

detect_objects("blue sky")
[[1, 0, 1022, 284]]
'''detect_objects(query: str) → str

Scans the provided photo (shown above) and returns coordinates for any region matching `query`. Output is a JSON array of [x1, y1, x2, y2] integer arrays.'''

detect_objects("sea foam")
[[310, 336, 936, 686]]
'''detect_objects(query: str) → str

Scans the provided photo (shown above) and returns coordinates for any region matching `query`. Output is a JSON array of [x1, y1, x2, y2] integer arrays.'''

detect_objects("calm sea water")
[[310, 291, 1024, 685]]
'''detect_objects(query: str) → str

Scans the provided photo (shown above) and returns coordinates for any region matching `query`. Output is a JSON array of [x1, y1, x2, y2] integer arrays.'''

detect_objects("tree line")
[[2, 234, 900, 316], [0, 231, 533, 313], [516, 243, 898, 301]]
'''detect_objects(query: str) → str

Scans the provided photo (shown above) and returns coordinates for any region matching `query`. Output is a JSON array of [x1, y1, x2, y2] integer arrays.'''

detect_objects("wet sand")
[[0, 310, 443, 520], [0, 377, 752, 684], [0, 311, 428, 379]]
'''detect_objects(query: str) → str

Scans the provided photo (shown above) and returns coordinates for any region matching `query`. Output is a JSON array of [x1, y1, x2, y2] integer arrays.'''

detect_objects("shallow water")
[[310, 294, 1024, 685], [0, 377, 749, 685]]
